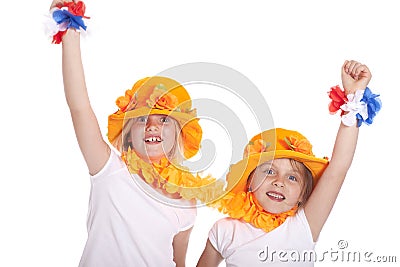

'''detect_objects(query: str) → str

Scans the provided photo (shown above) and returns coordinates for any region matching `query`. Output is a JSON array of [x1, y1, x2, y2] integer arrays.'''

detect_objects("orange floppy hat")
[[107, 76, 202, 159], [226, 128, 329, 194]]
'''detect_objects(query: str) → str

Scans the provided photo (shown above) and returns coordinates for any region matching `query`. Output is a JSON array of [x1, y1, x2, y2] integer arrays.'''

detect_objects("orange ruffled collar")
[[122, 148, 296, 232], [122, 148, 225, 204], [213, 191, 297, 232]]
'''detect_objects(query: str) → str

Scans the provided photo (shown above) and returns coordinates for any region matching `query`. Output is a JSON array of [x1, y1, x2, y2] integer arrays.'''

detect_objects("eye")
[[265, 169, 274, 175], [288, 175, 297, 182], [160, 116, 170, 123], [137, 116, 148, 123]]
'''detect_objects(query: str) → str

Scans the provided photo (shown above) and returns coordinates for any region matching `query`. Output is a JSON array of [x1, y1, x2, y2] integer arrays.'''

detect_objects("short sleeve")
[[208, 222, 219, 251], [296, 208, 316, 243], [90, 148, 125, 180], [176, 205, 197, 231], [208, 218, 233, 258]]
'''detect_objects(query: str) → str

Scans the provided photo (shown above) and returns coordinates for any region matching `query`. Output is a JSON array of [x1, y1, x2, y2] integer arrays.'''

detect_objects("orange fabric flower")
[[284, 136, 313, 156], [155, 93, 179, 110], [147, 85, 179, 110], [244, 139, 270, 158], [115, 89, 137, 112]]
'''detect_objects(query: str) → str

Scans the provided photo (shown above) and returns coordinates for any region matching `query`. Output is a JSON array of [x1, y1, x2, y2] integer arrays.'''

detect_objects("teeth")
[[267, 192, 284, 199], [145, 137, 162, 142]]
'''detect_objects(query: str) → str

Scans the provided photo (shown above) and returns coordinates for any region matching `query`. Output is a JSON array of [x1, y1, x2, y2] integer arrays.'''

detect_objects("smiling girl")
[[197, 60, 381, 266], [49, 1, 223, 266]]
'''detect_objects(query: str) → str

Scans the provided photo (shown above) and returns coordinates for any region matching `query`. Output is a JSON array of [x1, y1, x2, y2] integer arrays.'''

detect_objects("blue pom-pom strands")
[[357, 87, 382, 127], [52, 8, 87, 31]]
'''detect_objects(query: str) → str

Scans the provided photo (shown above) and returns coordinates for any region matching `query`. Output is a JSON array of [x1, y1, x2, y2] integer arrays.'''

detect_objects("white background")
[[1, 0, 399, 266]]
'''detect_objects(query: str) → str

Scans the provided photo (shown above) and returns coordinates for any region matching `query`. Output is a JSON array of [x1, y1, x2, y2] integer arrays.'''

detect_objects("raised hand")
[[341, 60, 372, 95]]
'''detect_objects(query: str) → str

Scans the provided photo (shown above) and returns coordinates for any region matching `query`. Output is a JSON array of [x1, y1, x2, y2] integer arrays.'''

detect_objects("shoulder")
[[211, 217, 240, 233], [209, 217, 259, 244], [174, 202, 197, 231], [287, 208, 311, 228], [90, 147, 126, 179], [280, 208, 314, 243], [209, 217, 266, 259], [211, 217, 264, 236], [209, 218, 235, 243]]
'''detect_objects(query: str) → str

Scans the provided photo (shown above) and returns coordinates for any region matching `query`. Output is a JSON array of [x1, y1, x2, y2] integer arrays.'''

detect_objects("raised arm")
[[304, 60, 372, 241], [52, 0, 110, 175]]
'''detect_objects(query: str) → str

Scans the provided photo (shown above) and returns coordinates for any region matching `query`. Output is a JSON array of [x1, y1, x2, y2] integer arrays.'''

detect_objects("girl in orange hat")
[[49, 1, 223, 266], [197, 60, 381, 266]]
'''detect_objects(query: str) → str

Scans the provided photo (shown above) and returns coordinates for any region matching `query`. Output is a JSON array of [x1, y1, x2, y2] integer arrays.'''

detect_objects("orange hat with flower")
[[108, 76, 202, 159], [226, 128, 329, 194]]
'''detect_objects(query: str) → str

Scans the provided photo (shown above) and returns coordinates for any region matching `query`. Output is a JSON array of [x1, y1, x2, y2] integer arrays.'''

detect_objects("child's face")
[[249, 158, 304, 214], [129, 114, 177, 163]]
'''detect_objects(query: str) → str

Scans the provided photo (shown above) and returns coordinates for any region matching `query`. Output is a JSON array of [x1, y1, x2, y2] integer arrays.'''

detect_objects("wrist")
[[344, 86, 365, 96], [64, 29, 80, 39]]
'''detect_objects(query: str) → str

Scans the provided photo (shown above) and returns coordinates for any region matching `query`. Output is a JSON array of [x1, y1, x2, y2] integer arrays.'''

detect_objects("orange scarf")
[[122, 148, 225, 204], [122, 148, 295, 232], [212, 191, 297, 232]]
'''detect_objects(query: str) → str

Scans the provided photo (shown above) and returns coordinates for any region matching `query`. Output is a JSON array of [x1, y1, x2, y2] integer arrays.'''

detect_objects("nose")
[[145, 118, 159, 131], [271, 176, 284, 188]]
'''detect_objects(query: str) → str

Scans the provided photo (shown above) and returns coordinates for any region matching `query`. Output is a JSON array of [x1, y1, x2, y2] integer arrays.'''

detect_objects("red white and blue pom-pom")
[[45, 1, 90, 44], [328, 86, 382, 127]]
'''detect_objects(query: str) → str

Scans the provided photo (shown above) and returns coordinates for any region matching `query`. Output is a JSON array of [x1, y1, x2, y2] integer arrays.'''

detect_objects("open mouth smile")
[[266, 191, 285, 202], [144, 136, 163, 143]]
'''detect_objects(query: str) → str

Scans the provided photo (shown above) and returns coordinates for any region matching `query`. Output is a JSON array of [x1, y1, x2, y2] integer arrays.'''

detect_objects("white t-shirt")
[[79, 149, 197, 267], [209, 209, 316, 267]]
